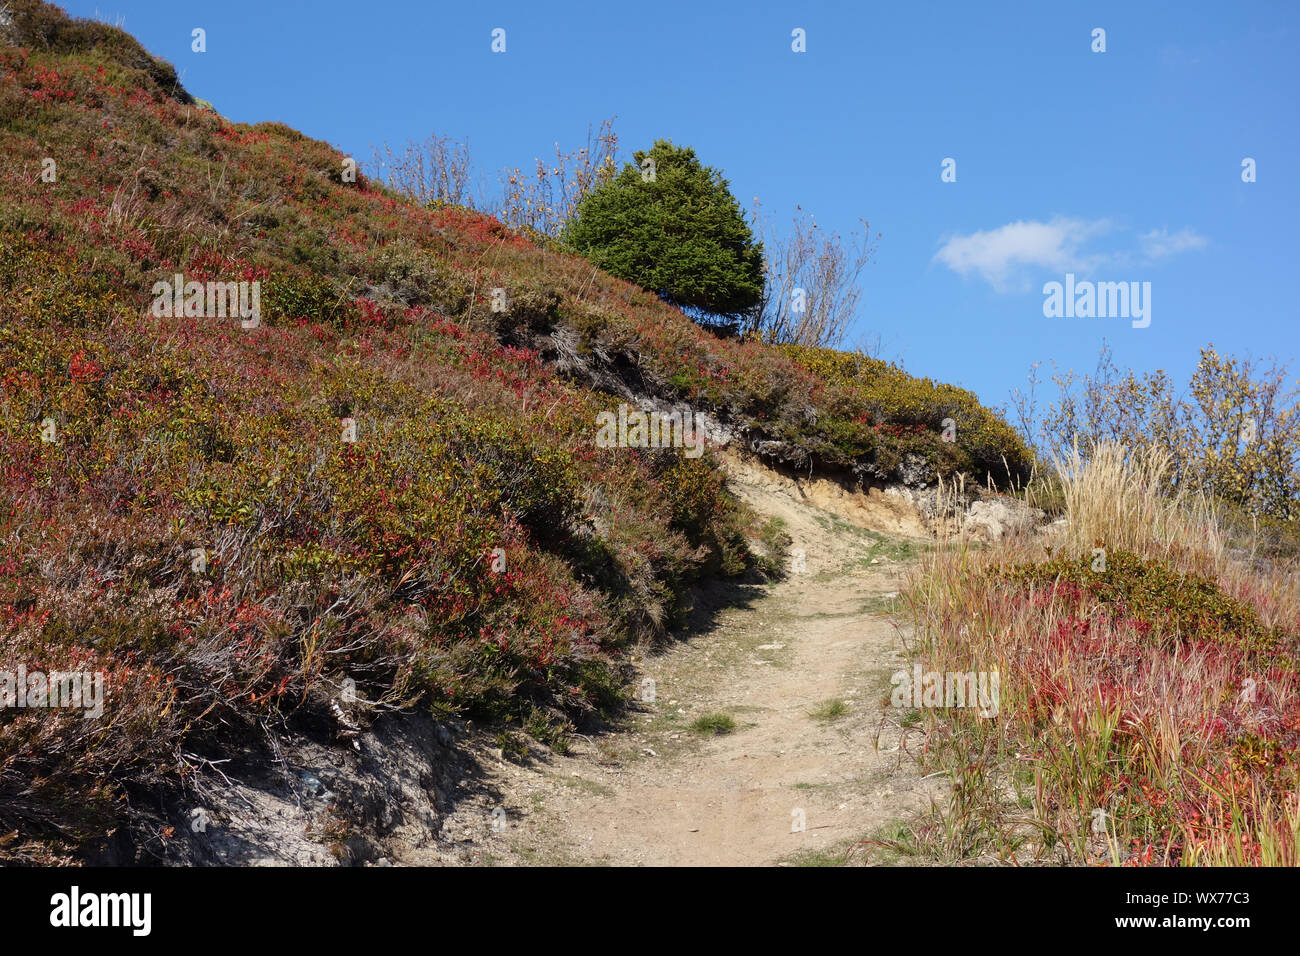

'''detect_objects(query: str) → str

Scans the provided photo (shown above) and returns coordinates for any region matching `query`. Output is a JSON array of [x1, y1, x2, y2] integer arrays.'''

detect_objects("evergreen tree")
[[563, 140, 764, 326]]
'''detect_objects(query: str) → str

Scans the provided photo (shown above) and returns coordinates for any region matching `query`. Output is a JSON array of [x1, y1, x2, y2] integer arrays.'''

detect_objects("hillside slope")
[[0, 0, 1031, 863]]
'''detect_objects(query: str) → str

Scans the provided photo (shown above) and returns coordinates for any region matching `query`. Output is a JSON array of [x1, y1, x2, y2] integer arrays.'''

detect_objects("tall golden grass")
[[1052, 441, 1225, 566], [888, 442, 1299, 866]]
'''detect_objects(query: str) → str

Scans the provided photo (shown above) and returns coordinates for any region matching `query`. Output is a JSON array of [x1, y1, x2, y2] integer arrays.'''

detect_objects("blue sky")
[[63, 0, 1300, 418]]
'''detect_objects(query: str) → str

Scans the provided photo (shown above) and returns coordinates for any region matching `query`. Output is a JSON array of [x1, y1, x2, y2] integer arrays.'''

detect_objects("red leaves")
[[428, 205, 532, 251], [68, 349, 102, 384], [353, 298, 389, 328], [24, 64, 76, 102], [213, 124, 270, 147]]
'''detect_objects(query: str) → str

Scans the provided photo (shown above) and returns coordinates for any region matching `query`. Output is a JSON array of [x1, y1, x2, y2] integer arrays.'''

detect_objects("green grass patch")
[[689, 713, 736, 735], [808, 698, 849, 722]]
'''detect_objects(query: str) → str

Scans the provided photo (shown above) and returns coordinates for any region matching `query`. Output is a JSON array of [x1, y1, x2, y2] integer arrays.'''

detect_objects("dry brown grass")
[[1053, 441, 1226, 567], [892, 441, 1300, 866]]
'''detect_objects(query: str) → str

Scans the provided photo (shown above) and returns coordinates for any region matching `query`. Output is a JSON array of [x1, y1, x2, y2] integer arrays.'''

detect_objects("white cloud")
[[932, 217, 1112, 292], [934, 219, 1208, 292], [1138, 227, 1207, 260]]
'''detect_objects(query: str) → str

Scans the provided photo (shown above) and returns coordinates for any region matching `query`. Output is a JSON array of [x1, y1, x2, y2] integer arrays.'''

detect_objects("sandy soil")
[[400, 454, 945, 867]]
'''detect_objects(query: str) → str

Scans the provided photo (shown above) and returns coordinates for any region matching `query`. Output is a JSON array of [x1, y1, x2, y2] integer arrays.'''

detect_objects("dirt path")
[[405, 456, 943, 866]]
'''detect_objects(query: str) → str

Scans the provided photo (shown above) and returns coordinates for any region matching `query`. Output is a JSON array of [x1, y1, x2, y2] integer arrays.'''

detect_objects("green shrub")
[[563, 140, 764, 324], [1000, 549, 1294, 666]]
